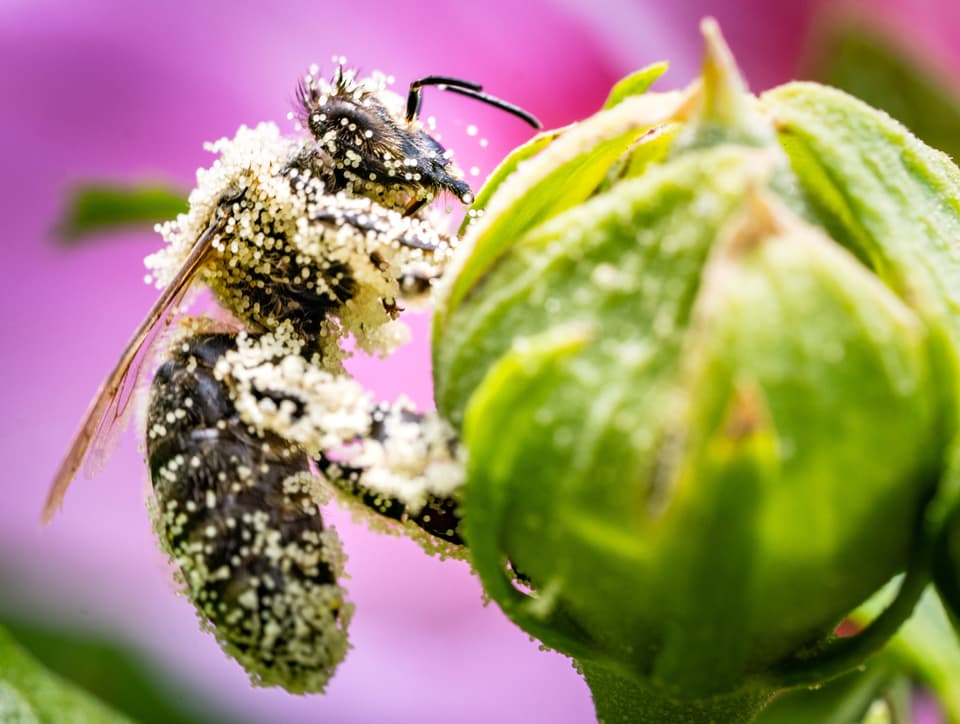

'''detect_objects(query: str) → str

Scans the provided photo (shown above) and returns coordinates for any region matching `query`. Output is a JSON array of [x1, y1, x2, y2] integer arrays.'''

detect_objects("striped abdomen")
[[146, 332, 350, 693]]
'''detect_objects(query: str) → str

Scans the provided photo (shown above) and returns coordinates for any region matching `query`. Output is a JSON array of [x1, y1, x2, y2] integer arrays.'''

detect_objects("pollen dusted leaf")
[[56, 183, 188, 242], [0, 625, 130, 724]]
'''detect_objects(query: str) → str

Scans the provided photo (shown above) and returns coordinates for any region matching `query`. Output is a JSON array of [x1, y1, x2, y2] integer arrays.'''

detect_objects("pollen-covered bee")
[[43, 64, 539, 693]]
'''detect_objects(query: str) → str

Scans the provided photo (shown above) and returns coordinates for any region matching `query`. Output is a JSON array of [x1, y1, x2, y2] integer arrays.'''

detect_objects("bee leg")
[[403, 196, 429, 217], [316, 403, 465, 546], [217, 328, 466, 547], [146, 331, 350, 694], [397, 270, 437, 300]]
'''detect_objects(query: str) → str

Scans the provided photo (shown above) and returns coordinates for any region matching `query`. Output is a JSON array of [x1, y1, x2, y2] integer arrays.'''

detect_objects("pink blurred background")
[[0, 1, 956, 722]]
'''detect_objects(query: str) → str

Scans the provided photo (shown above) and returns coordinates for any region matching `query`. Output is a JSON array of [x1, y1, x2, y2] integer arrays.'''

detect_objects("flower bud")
[[433, 19, 960, 722]]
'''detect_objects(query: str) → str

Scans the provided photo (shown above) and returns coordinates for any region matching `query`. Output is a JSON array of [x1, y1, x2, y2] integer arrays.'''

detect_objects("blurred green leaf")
[[808, 21, 960, 161], [0, 615, 218, 724], [56, 183, 187, 242], [0, 623, 130, 723]]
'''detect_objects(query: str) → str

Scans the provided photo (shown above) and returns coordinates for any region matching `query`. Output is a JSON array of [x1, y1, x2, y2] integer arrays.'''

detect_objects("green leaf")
[[807, 21, 960, 162], [0, 624, 130, 724], [56, 183, 188, 242], [0, 615, 215, 724]]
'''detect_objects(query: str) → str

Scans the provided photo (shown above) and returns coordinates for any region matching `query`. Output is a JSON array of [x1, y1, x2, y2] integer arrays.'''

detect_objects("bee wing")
[[42, 215, 227, 523]]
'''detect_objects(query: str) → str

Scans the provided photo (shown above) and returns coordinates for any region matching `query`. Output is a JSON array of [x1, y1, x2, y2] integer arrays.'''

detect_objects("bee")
[[43, 64, 539, 693]]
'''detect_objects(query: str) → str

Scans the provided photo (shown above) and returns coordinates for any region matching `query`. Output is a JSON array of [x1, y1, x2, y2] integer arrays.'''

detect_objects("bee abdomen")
[[147, 332, 351, 693]]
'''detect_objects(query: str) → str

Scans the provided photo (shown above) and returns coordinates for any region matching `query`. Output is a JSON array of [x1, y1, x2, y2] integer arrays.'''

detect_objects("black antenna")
[[406, 75, 541, 129]]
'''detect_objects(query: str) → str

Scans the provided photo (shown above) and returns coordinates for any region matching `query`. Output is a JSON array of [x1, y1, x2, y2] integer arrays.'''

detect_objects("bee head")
[[295, 68, 426, 205], [298, 69, 396, 155], [293, 64, 537, 214]]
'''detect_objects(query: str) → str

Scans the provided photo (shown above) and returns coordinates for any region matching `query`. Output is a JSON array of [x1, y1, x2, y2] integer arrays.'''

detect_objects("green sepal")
[[435, 144, 770, 425], [461, 323, 602, 661], [434, 88, 690, 338], [602, 61, 669, 110], [594, 122, 680, 196], [666, 194, 943, 691], [762, 82, 960, 373], [460, 60, 671, 237], [670, 19, 776, 153], [457, 130, 562, 236]]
